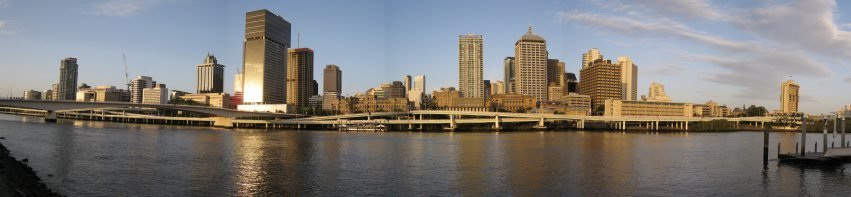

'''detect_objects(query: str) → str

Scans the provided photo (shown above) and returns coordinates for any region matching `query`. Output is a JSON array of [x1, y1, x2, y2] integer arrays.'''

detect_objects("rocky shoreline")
[[0, 140, 61, 196]]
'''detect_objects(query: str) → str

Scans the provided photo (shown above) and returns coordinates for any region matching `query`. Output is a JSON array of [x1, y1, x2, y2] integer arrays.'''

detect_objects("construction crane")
[[123, 54, 130, 91]]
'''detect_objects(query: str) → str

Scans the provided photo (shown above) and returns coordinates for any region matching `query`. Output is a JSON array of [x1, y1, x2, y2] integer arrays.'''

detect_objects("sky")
[[0, 0, 850, 114]]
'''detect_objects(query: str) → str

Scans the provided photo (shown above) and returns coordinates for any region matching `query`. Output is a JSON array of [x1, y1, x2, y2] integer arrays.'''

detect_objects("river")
[[0, 114, 848, 196]]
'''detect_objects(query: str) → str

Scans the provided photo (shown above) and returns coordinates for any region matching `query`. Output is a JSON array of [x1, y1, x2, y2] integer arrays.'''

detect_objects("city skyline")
[[2, 0, 851, 113]]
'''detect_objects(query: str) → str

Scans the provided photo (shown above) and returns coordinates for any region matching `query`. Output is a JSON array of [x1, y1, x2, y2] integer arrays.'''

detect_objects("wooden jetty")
[[775, 114, 851, 165]]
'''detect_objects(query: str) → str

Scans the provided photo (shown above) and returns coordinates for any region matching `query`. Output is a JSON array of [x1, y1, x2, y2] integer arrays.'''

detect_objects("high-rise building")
[[582, 48, 602, 69], [403, 75, 412, 92], [504, 57, 515, 94], [57, 57, 79, 100], [413, 75, 426, 93], [286, 48, 314, 108], [130, 76, 156, 103], [409, 75, 426, 108], [780, 79, 800, 113], [458, 34, 484, 98], [383, 81, 406, 99], [514, 26, 548, 101], [579, 58, 623, 111], [491, 81, 505, 95], [243, 9, 291, 104], [617, 56, 638, 101], [142, 84, 169, 104], [51, 84, 59, 100], [312, 80, 318, 96], [483, 80, 491, 99], [646, 82, 671, 102], [565, 73, 578, 93], [546, 59, 565, 86], [323, 64, 342, 94], [196, 54, 225, 94]]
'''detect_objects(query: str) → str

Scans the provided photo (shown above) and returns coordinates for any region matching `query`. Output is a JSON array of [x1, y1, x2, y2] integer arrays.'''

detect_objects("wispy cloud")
[[0, 20, 12, 35], [0, 0, 9, 8], [845, 76, 851, 83], [558, 0, 840, 103], [90, 0, 158, 17]]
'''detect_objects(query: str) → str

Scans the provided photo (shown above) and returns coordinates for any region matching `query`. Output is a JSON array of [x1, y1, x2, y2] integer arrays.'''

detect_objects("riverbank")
[[0, 140, 61, 196]]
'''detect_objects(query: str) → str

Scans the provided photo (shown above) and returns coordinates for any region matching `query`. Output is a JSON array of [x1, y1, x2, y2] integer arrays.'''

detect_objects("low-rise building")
[[75, 86, 130, 102], [23, 90, 41, 100], [237, 104, 293, 113], [337, 95, 409, 114], [322, 92, 339, 111], [541, 93, 591, 115], [490, 94, 536, 112], [604, 99, 693, 117], [178, 93, 231, 108], [142, 84, 169, 104], [308, 95, 323, 109], [693, 100, 730, 117]]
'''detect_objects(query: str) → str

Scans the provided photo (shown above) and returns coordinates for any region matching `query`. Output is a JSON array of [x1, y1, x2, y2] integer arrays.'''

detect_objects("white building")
[[142, 84, 168, 104]]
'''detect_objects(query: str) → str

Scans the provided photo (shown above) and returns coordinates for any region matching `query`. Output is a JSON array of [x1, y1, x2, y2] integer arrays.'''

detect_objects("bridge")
[[0, 99, 298, 127], [0, 99, 779, 130]]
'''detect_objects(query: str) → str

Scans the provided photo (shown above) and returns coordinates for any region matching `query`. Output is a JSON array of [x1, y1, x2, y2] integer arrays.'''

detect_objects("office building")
[[604, 100, 694, 117], [243, 9, 291, 104], [232, 71, 244, 107], [483, 80, 491, 99], [322, 92, 340, 111], [504, 57, 515, 94], [287, 48, 314, 108], [617, 56, 638, 101], [179, 93, 231, 108], [491, 81, 505, 95], [514, 27, 548, 101], [582, 48, 602, 69], [579, 58, 623, 111], [324, 64, 342, 94], [541, 93, 591, 116], [76, 86, 130, 102], [413, 75, 426, 92], [43, 89, 53, 100], [645, 82, 671, 102], [459, 34, 484, 98], [780, 79, 799, 113], [693, 100, 730, 117], [142, 84, 168, 104], [196, 54, 225, 93], [403, 75, 412, 92], [547, 59, 565, 86], [490, 94, 537, 112], [130, 76, 157, 103], [565, 73, 578, 93], [51, 84, 59, 100], [57, 57, 79, 100], [23, 90, 41, 100]]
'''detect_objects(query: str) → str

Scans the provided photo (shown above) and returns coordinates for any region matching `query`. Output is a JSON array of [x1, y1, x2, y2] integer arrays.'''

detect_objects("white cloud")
[[593, 0, 729, 21], [90, 0, 157, 17]]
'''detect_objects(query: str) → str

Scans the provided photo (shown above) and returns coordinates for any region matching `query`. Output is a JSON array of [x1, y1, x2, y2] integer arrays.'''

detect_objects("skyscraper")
[[582, 48, 602, 69], [459, 34, 484, 98], [413, 75, 426, 92], [504, 57, 515, 94], [546, 59, 564, 86], [196, 54, 225, 93], [324, 64, 342, 94], [243, 9, 290, 104], [514, 26, 548, 101], [617, 56, 638, 101], [403, 75, 412, 92], [130, 76, 156, 103], [57, 57, 79, 100], [483, 80, 491, 99], [286, 48, 314, 107], [780, 79, 799, 113], [579, 58, 623, 111]]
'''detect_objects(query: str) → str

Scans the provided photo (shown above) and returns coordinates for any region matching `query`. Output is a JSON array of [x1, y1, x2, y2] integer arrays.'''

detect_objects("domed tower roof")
[[518, 26, 545, 43], [203, 53, 217, 64]]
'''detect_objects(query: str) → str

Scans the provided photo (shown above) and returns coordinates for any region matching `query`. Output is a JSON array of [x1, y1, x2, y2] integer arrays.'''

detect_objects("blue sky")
[[0, 0, 850, 113]]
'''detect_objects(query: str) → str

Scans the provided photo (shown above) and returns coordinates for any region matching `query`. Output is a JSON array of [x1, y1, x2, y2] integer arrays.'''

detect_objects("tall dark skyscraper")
[[242, 9, 291, 104], [196, 54, 225, 93], [286, 48, 314, 107], [57, 57, 78, 100], [323, 64, 342, 94]]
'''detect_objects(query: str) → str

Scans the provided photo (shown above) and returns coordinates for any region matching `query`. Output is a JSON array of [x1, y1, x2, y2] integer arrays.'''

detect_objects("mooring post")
[[843, 117, 847, 148], [801, 114, 807, 157], [795, 142, 799, 154], [763, 123, 769, 165], [823, 117, 828, 153], [778, 142, 781, 157]]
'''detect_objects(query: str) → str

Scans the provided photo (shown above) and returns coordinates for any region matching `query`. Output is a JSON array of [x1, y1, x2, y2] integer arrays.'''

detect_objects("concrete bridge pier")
[[44, 110, 57, 122], [493, 116, 500, 130], [535, 117, 547, 129]]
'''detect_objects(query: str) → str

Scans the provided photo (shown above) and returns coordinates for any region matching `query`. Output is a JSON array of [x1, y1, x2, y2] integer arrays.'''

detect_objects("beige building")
[[547, 84, 564, 101], [433, 87, 460, 108], [287, 48, 314, 108], [142, 84, 169, 104], [541, 93, 591, 115], [604, 99, 693, 117], [76, 86, 130, 102], [459, 34, 484, 98], [232, 71, 244, 106], [243, 9, 290, 104], [582, 48, 602, 69], [617, 56, 638, 101], [490, 94, 537, 112], [514, 27, 549, 101], [23, 90, 41, 100], [324, 64, 342, 94], [579, 58, 623, 110], [335, 95, 409, 114], [179, 93, 231, 108], [645, 82, 671, 102], [693, 100, 730, 117], [196, 54, 225, 93], [491, 81, 505, 95], [780, 79, 799, 113], [130, 76, 156, 103], [43, 89, 53, 100]]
